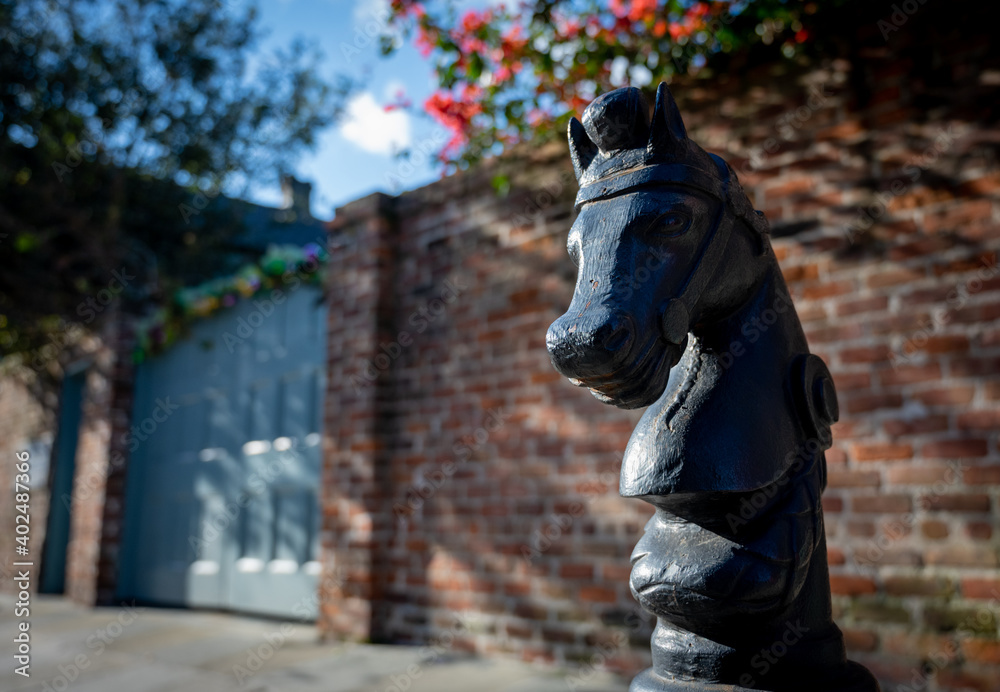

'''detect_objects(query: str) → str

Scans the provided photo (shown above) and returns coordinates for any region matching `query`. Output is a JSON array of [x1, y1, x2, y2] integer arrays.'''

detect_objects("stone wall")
[[321, 33, 1000, 691]]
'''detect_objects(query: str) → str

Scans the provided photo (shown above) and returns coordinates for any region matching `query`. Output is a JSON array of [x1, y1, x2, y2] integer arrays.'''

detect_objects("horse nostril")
[[602, 323, 632, 353]]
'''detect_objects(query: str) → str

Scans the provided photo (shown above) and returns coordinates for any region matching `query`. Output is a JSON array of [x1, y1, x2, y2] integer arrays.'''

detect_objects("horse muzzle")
[[547, 308, 680, 409]]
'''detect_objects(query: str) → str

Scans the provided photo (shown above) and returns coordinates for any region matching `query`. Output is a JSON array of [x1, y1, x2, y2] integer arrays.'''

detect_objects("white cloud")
[[339, 92, 412, 155], [353, 0, 390, 24]]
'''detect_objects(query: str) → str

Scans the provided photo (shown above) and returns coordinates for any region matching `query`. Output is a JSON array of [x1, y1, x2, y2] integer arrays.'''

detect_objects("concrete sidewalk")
[[0, 594, 629, 692]]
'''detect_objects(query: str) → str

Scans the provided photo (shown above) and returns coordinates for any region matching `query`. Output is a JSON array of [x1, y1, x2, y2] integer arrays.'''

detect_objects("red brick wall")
[[0, 376, 51, 592], [62, 312, 135, 606], [321, 35, 1000, 691]]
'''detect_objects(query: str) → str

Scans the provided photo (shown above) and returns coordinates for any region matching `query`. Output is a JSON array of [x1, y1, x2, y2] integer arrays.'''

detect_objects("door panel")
[[121, 287, 326, 618]]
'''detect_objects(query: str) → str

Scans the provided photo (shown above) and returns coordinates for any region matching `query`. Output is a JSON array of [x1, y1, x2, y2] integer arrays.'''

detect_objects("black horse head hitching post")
[[547, 85, 880, 691]]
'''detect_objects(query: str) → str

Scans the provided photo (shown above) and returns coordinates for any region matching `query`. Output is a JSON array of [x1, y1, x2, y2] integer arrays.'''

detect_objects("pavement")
[[0, 593, 629, 692]]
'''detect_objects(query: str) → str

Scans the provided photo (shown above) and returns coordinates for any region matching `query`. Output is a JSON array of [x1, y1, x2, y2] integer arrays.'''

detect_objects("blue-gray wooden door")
[[120, 287, 326, 618]]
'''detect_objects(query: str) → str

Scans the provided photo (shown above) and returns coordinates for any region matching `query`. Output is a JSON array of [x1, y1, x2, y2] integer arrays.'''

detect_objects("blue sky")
[[249, 0, 445, 219]]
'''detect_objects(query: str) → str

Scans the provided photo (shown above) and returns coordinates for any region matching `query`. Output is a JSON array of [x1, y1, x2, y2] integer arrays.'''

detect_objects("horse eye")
[[647, 211, 691, 238]]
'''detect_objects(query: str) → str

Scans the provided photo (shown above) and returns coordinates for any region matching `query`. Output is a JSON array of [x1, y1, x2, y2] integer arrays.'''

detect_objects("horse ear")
[[568, 116, 599, 182], [649, 83, 688, 153]]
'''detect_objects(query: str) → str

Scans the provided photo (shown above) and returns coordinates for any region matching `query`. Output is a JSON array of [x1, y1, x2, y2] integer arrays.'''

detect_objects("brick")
[[853, 495, 912, 514], [850, 599, 910, 625], [935, 669, 1000, 692], [831, 371, 871, 390], [804, 323, 865, 343], [781, 263, 820, 282], [925, 546, 999, 568], [765, 177, 815, 199], [950, 356, 1000, 377], [827, 470, 880, 487], [882, 415, 948, 436], [957, 411, 1000, 430], [826, 447, 848, 465], [919, 493, 990, 512], [887, 465, 958, 485], [835, 295, 889, 316], [877, 362, 942, 386], [923, 199, 994, 234], [933, 251, 998, 276], [889, 236, 958, 261], [851, 442, 912, 461], [847, 520, 875, 537], [559, 563, 594, 579], [839, 345, 892, 364], [911, 386, 974, 407], [579, 586, 617, 603], [924, 604, 998, 634], [965, 521, 993, 540], [866, 267, 925, 288], [960, 639, 1000, 665], [830, 575, 877, 596], [964, 465, 1000, 484], [922, 335, 970, 354], [802, 281, 854, 300], [844, 392, 903, 414], [962, 578, 1000, 600], [883, 576, 953, 597], [922, 439, 988, 458], [841, 628, 878, 653], [920, 520, 949, 539]]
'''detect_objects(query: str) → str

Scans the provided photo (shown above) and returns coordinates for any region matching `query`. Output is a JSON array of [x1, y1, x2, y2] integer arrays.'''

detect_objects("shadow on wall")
[[321, 25, 1000, 688]]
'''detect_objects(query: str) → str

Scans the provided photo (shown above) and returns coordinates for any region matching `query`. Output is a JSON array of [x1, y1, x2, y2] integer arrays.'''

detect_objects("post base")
[[629, 662, 881, 692]]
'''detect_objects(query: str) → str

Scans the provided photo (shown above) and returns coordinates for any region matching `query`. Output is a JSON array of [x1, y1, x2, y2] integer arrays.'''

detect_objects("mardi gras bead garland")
[[133, 242, 328, 361]]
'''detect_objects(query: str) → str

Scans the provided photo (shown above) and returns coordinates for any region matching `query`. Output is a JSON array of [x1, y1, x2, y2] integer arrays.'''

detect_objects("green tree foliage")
[[0, 0, 346, 363]]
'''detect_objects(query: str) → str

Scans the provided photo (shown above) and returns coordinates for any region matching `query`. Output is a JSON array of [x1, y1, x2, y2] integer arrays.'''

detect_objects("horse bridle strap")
[[659, 154, 736, 346], [574, 162, 725, 209]]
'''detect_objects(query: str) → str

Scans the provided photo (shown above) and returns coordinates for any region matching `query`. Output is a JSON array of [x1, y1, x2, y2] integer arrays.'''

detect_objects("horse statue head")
[[546, 84, 879, 692]]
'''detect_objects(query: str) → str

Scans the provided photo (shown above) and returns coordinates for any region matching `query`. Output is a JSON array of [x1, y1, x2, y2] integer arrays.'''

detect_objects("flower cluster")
[[384, 0, 821, 171]]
